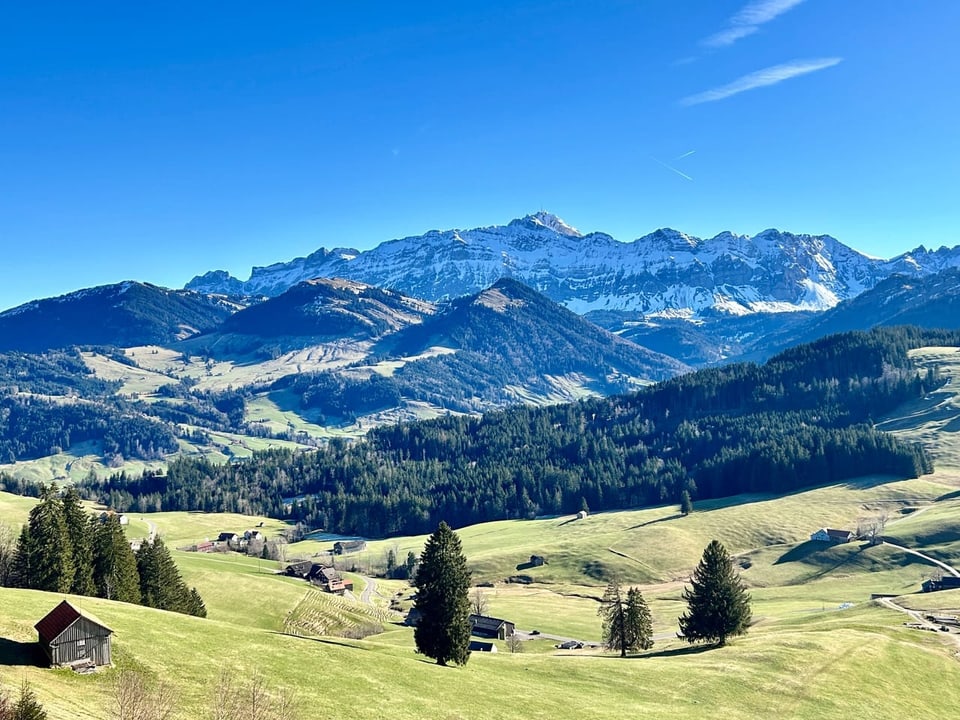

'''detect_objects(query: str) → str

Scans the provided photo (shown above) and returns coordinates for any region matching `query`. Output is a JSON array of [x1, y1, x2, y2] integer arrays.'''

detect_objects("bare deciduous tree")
[[471, 588, 489, 617], [506, 633, 525, 654], [113, 668, 176, 720]]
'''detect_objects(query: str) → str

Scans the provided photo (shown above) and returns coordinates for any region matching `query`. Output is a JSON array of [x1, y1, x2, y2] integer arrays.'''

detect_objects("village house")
[[333, 540, 367, 555], [469, 614, 516, 640], [217, 532, 246, 551], [809, 528, 854, 544], [35, 600, 113, 669], [244, 529, 264, 542], [469, 640, 497, 653]]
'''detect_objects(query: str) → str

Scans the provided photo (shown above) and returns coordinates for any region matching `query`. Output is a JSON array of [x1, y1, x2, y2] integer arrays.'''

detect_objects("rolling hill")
[[0, 282, 240, 353]]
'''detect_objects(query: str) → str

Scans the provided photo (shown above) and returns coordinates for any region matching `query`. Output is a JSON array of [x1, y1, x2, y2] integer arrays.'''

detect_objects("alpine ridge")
[[185, 212, 960, 320]]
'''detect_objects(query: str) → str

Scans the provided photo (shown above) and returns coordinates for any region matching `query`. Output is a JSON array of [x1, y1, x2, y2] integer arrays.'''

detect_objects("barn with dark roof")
[[34, 600, 113, 668]]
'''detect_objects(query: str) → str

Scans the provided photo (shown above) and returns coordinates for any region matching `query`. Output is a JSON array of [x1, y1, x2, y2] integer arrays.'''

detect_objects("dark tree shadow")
[[268, 632, 372, 652], [0, 639, 46, 667], [773, 540, 826, 565], [643, 644, 715, 659], [628, 513, 683, 530]]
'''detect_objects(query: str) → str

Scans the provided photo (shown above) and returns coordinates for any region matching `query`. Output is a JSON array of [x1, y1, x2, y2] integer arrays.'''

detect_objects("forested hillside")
[[75, 327, 950, 536]]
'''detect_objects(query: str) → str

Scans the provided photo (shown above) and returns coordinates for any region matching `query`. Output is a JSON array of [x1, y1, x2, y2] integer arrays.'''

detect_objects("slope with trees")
[[78, 327, 947, 537]]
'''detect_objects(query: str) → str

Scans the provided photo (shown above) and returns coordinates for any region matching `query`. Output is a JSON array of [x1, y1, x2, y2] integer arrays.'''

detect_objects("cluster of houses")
[[283, 560, 354, 594], [183, 528, 265, 554]]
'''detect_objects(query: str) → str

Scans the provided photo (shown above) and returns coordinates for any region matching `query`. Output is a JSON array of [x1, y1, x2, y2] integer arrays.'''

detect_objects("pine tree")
[[680, 490, 693, 516], [61, 487, 95, 596], [24, 485, 74, 593], [678, 539, 751, 646], [12, 679, 48, 720], [625, 587, 653, 651], [11, 525, 33, 589], [92, 516, 141, 604], [413, 521, 472, 666], [136, 537, 206, 616], [598, 579, 653, 657]]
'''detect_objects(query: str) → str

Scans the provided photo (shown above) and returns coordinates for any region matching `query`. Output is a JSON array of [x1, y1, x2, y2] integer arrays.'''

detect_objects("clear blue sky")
[[2, 1, 959, 311]]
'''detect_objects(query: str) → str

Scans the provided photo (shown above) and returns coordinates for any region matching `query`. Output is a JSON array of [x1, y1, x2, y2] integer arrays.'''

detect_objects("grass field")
[[4, 345, 960, 717]]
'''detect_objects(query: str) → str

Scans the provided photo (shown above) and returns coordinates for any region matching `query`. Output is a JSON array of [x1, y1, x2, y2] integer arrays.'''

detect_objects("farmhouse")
[[333, 540, 366, 555], [529, 555, 547, 567], [922, 576, 960, 593], [810, 528, 854, 544], [35, 600, 113, 669], [469, 614, 516, 640], [284, 560, 314, 578], [576, 510, 588, 520]]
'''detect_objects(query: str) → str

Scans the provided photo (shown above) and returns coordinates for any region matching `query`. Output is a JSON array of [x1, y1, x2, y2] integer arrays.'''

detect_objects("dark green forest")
[[76, 327, 950, 537]]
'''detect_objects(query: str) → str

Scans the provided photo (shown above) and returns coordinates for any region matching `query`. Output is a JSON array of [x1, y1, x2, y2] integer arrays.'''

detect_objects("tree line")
[[3, 485, 205, 617], [77, 327, 948, 537]]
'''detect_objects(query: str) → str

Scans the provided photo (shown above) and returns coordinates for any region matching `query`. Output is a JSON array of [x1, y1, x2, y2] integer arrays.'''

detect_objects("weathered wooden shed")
[[34, 600, 113, 668]]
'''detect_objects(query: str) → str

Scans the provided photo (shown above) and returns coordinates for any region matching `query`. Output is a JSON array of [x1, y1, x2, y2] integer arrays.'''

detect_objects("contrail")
[[652, 156, 693, 181], [674, 150, 696, 160]]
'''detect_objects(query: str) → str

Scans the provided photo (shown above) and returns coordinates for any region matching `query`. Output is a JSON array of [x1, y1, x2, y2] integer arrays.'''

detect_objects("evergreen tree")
[[625, 587, 653, 651], [413, 521, 471, 666], [12, 679, 47, 720], [10, 525, 33, 589], [92, 516, 141, 604], [61, 487, 95, 596], [598, 579, 653, 656], [136, 538, 206, 617], [680, 490, 693, 516], [24, 485, 73, 593], [678, 540, 751, 646]]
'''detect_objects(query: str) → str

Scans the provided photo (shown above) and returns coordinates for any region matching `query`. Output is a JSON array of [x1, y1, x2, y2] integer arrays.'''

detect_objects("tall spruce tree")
[[598, 579, 653, 657], [24, 485, 74, 593], [678, 539, 751, 646], [61, 487, 95, 596], [413, 521, 472, 666], [92, 515, 141, 604], [11, 525, 33, 589], [136, 537, 206, 617]]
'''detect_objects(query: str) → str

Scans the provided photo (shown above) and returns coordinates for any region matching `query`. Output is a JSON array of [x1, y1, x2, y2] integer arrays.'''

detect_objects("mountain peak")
[[512, 211, 582, 238]]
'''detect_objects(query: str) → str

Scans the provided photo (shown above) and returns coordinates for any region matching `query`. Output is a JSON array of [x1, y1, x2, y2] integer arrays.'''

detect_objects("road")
[[881, 540, 960, 578], [360, 576, 377, 605]]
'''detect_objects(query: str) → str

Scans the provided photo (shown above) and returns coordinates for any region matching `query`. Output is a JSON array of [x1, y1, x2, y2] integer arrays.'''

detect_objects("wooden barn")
[[469, 614, 516, 640], [35, 600, 113, 668]]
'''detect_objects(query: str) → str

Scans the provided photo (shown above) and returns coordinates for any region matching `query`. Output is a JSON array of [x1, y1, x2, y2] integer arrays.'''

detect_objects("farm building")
[[810, 528, 854, 544], [35, 601, 113, 669], [575, 510, 588, 520], [469, 640, 497, 653], [529, 555, 547, 567], [922, 576, 960, 593], [469, 614, 516, 640], [333, 540, 366, 555]]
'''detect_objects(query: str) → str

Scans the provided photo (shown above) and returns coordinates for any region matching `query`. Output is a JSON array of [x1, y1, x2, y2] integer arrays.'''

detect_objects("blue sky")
[[2, 1, 959, 311]]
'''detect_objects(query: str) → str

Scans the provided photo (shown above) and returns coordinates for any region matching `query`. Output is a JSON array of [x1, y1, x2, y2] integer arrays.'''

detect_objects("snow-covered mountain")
[[186, 212, 960, 318]]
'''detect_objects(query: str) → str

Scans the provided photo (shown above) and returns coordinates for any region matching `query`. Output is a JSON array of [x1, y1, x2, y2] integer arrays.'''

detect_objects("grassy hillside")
[[4, 342, 960, 718]]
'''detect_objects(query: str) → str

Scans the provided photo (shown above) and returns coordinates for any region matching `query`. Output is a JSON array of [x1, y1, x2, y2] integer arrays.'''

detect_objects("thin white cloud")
[[703, 0, 806, 48], [680, 57, 842, 106]]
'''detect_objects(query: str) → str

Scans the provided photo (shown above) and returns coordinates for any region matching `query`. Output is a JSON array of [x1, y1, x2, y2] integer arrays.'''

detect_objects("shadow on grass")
[[268, 632, 373, 652], [773, 540, 827, 565], [628, 513, 683, 531], [0, 639, 46, 667], [643, 644, 715, 659]]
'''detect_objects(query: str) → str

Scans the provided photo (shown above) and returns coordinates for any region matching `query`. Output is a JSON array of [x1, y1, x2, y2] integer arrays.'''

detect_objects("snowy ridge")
[[185, 213, 960, 319]]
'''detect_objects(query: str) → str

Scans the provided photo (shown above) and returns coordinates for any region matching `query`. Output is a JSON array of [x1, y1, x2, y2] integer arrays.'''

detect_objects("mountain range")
[[186, 211, 960, 321]]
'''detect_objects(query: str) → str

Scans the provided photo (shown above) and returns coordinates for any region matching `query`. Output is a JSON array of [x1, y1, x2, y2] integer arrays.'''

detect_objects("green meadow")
[[3, 344, 960, 717]]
